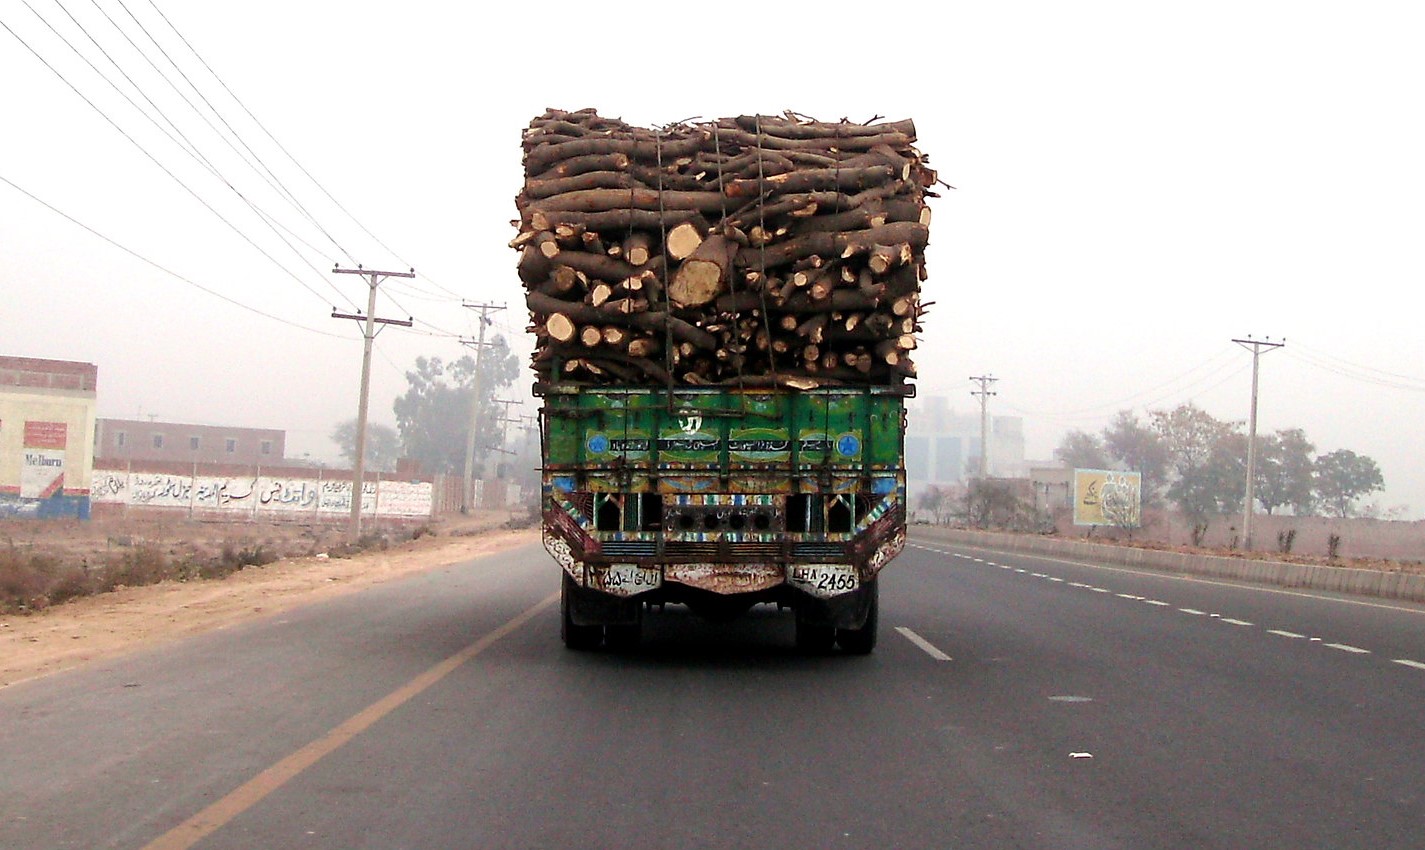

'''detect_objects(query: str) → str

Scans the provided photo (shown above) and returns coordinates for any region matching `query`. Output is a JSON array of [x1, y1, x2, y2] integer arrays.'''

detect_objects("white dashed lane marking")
[[910, 543, 1425, 675], [896, 627, 953, 662]]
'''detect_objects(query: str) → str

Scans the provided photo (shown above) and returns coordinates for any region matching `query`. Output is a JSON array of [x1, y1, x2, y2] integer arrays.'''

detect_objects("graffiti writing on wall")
[[91, 472, 431, 518]]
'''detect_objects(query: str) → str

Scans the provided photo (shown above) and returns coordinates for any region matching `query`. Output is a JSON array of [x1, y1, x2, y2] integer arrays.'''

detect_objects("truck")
[[539, 383, 908, 652], [518, 108, 932, 652]]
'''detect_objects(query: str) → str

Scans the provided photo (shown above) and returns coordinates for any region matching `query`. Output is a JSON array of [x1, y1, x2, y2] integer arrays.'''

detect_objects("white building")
[[905, 395, 1026, 504]]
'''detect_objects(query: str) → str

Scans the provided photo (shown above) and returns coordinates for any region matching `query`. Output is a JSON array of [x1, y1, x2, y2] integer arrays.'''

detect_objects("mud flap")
[[794, 580, 878, 630], [565, 579, 643, 627]]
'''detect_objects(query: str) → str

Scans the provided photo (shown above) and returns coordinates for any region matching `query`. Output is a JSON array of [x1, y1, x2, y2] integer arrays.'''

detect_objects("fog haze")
[[3, 2, 1422, 516]]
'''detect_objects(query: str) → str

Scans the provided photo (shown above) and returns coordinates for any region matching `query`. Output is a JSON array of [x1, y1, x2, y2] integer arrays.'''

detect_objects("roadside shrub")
[[1327, 533, 1342, 561], [0, 547, 55, 611], [358, 531, 389, 551], [219, 540, 277, 570], [101, 544, 175, 590], [46, 564, 98, 606], [1277, 529, 1297, 554]]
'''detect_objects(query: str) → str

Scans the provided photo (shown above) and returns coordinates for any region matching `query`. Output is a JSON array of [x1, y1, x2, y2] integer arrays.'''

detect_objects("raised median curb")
[[912, 526, 1425, 605]]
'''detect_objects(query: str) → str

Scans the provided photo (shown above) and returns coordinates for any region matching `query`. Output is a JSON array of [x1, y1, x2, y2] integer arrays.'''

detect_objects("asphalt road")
[[3, 532, 1424, 849]]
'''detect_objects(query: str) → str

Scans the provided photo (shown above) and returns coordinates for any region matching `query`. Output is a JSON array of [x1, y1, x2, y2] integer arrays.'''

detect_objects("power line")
[[1006, 348, 1242, 419], [42, 0, 204, 163], [1285, 342, 1425, 392], [0, 172, 346, 338], [75, 0, 355, 300], [123, 0, 358, 264], [133, 1, 473, 311], [2, 13, 359, 311], [24, 0, 346, 273], [13, 4, 470, 336], [141, 0, 460, 296]]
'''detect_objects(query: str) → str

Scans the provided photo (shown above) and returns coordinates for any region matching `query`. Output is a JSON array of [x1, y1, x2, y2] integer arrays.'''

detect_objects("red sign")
[[24, 421, 68, 450]]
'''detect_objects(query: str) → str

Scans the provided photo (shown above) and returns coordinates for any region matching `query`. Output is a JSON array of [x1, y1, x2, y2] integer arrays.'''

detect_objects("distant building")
[[905, 395, 1026, 504], [95, 418, 286, 466], [1028, 464, 1075, 513], [0, 355, 98, 519]]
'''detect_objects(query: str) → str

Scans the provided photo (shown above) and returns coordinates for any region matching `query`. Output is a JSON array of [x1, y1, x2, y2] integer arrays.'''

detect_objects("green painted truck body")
[[540, 384, 908, 644]]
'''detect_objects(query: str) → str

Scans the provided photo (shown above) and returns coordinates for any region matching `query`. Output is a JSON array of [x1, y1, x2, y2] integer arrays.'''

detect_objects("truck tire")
[[561, 574, 603, 651], [836, 580, 879, 655]]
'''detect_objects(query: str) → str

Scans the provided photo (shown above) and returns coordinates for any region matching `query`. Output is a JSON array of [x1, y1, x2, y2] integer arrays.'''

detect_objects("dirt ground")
[[0, 512, 540, 689]]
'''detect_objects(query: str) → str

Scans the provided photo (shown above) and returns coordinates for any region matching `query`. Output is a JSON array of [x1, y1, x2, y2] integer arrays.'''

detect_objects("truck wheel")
[[836, 580, 879, 655], [561, 574, 602, 651], [795, 618, 836, 654]]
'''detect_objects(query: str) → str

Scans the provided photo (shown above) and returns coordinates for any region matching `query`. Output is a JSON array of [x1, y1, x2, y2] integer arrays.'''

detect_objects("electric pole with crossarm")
[[460, 301, 505, 513], [332, 265, 414, 540], [1233, 336, 1284, 550], [970, 374, 998, 479]]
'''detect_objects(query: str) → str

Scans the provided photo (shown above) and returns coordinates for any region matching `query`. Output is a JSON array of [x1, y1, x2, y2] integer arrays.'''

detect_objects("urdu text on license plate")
[[599, 564, 661, 596]]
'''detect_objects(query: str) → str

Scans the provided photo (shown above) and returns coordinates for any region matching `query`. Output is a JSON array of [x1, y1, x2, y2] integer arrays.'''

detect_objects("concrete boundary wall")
[[913, 526, 1425, 605]]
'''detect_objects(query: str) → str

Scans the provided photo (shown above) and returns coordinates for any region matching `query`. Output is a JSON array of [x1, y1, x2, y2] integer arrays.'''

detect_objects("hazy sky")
[[3, 2, 1423, 517]]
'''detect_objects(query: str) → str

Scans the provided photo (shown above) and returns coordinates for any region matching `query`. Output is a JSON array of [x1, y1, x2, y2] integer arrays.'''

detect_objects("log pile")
[[512, 108, 938, 390]]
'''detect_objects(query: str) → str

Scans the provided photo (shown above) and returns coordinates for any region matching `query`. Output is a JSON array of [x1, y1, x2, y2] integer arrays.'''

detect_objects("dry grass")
[[0, 517, 425, 615]]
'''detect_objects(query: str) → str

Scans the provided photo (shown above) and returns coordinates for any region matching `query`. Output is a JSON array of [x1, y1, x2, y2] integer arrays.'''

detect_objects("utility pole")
[[460, 301, 505, 513], [493, 398, 524, 454], [1232, 336, 1284, 550], [332, 265, 414, 541], [970, 374, 998, 479]]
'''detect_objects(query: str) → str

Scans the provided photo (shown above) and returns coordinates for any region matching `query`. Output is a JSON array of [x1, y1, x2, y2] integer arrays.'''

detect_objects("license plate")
[[595, 563, 661, 597], [788, 563, 859, 598]]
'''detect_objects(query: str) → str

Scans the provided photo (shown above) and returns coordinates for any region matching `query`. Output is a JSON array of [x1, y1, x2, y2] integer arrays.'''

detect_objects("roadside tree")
[[1313, 449, 1384, 518], [1254, 428, 1315, 515], [330, 420, 401, 472], [1102, 410, 1168, 506], [1054, 430, 1109, 470], [1151, 403, 1243, 525], [393, 338, 520, 475]]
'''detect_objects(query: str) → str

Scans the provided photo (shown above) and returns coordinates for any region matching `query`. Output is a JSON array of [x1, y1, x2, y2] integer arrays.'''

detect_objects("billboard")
[[20, 421, 68, 499], [1073, 469, 1142, 527], [1, 356, 97, 519]]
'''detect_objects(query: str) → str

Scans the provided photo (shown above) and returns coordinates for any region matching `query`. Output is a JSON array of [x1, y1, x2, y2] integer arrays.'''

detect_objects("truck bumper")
[[543, 521, 906, 603]]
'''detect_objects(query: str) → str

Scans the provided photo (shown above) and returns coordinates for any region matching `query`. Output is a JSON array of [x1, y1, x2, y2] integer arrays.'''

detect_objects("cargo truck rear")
[[540, 385, 907, 652]]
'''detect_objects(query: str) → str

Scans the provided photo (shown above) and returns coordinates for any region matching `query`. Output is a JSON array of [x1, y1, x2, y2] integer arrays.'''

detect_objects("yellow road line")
[[142, 591, 558, 850]]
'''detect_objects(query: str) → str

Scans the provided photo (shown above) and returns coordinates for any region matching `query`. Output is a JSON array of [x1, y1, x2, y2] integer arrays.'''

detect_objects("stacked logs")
[[512, 108, 938, 390]]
